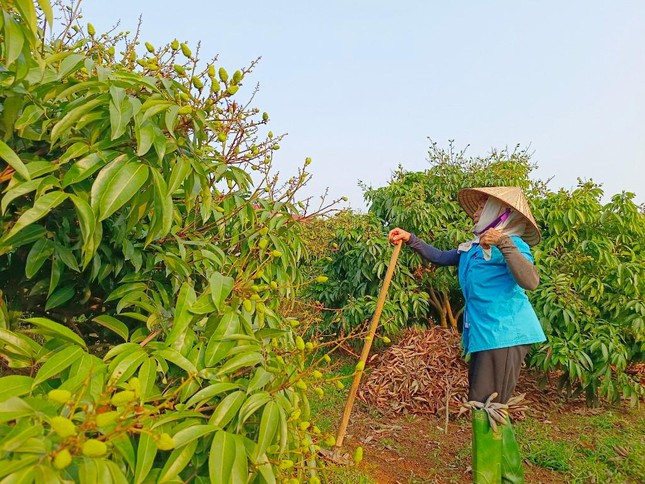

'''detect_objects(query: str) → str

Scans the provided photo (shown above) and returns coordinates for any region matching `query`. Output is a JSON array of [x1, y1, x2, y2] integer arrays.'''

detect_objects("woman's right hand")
[[389, 228, 411, 245]]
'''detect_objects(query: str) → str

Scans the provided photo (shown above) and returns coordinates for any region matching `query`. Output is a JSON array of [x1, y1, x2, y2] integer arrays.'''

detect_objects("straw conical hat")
[[458, 186, 541, 245]]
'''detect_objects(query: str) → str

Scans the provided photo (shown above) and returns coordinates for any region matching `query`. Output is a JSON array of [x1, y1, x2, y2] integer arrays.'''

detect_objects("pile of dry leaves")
[[357, 326, 468, 415]]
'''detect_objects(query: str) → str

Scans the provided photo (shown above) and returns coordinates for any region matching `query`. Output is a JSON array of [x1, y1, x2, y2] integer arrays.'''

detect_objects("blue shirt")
[[407, 234, 546, 353]]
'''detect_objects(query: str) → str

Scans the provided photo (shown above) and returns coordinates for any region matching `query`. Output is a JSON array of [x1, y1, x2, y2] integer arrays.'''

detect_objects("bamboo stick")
[[333, 241, 402, 453]]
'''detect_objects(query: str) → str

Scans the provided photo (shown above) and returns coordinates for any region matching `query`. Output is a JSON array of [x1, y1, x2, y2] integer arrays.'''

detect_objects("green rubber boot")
[[501, 418, 524, 484], [472, 409, 502, 483]]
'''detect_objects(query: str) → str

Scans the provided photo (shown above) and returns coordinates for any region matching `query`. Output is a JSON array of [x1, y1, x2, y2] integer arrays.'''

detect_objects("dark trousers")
[[468, 345, 531, 404]]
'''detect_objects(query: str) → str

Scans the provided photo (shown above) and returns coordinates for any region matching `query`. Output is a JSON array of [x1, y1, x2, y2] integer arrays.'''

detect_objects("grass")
[[308, 357, 357, 434], [322, 467, 377, 484], [307, 357, 376, 483], [515, 410, 645, 483]]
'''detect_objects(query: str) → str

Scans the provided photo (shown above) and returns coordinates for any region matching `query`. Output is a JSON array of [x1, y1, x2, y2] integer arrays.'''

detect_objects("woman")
[[389, 186, 546, 484]]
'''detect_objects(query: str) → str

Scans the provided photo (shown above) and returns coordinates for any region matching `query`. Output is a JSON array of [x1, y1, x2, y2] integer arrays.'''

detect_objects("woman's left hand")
[[479, 228, 505, 249]]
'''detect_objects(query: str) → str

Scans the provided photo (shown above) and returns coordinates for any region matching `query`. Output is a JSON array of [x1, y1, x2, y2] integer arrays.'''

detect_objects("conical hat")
[[458, 186, 541, 245]]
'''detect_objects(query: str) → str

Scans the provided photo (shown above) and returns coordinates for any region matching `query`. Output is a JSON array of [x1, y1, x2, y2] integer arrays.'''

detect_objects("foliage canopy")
[[308, 142, 645, 405], [0, 2, 336, 482]]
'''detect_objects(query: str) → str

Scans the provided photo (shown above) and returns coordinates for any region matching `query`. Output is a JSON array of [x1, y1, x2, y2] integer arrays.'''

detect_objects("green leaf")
[[58, 141, 90, 165], [191, 291, 217, 314], [0, 224, 45, 253], [134, 431, 158, 484], [25, 239, 54, 279], [147, 168, 173, 243], [172, 424, 218, 449], [230, 434, 248, 484], [217, 352, 263, 377], [0, 328, 42, 358], [254, 328, 289, 340], [55, 244, 80, 272], [255, 400, 279, 460], [151, 411, 207, 430], [50, 95, 107, 144], [141, 101, 174, 123], [209, 272, 234, 310], [166, 282, 196, 349], [113, 435, 136, 472], [105, 282, 148, 302], [109, 87, 134, 140], [3, 191, 68, 241], [0, 139, 30, 181], [1, 422, 43, 453], [1, 178, 41, 215], [23, 317, 86, 348], [165, 105, 179, 137], [238, 391, 272, 426], [45, 285, 75, 310], [93, 315, 129, 342], [0, 467, 35, 483], [257, 459, 277, 484], [69, 194, 97, 268], [167, 156, 191, 195], [106, 460, 129, 483], [26, 163, 58, 180], [0, 455, 39, 480], [158, 440, 198, 483], [155, 348, 197, 374], [0, 397, 35, 424], [136, 122, 155, 156], [15, 0, 39, 34], [247, 367, 274, 394], [204, 313, 240, 367], [48, 253, 63, 298], [162, 254, 191, 277], [15, 105, 44, 131], [137, 357, 156, 402], [33, 346, 83, 387], [209, 390, 245, 428], [91, 159, 149, 221], [2, 13, 25, 66], [209, 430, 237, 484], [37, 0, 54, 26], [184, 382, 241, 408], [108, 349, 147, 386], [62, 152, 109, 187], [0, 376, 33, 402]]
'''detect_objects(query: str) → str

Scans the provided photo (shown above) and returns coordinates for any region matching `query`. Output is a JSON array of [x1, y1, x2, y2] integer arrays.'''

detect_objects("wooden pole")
[[333, 241, 402, 452]]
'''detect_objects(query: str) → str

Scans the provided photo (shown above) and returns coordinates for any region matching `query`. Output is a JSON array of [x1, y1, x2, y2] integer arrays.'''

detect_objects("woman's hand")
[[479, 228, 505, 249], [389, 228, 411, 245]]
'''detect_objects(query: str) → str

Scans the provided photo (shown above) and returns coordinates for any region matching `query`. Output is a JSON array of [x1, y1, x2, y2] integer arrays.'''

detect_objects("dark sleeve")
[[496, 236, 540, 290], [406, 234, 459, 267]]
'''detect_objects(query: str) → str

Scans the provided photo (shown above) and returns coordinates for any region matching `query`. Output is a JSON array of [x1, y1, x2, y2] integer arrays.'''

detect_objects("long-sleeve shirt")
[[406, 233, 546, 353], [407, 234, 539, 290]]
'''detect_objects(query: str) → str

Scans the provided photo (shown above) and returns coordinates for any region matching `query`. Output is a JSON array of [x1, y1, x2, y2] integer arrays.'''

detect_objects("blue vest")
[[458, 236, 546, 353]]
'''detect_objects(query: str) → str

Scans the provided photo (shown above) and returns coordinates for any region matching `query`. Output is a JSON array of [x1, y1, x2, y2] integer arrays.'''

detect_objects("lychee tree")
[[0, 1, 338, 482], [307, 143, 645, 404], [309, 143, 543, 334]]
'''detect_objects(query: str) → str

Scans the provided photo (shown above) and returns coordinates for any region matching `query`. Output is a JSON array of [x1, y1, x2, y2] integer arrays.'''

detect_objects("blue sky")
[[80, 1, 645, 211]]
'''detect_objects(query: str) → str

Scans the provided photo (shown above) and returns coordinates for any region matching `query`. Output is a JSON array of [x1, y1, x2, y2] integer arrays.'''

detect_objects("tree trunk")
[[427, 287, 447, 328], [445, 295, 458, 331]]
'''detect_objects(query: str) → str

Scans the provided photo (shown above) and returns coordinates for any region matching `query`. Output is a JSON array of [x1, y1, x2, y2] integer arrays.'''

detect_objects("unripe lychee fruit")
[[53, 449, 72, 469], [82, 439, 107, 457], [48, 389, 71, 404], [51, 416, 77, 438]]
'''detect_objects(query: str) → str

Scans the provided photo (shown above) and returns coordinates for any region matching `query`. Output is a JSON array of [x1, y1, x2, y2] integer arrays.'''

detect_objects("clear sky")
[[80, 0, 645, 211]]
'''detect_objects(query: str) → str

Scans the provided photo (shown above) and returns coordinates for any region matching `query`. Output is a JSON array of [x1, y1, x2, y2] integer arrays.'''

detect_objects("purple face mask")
[[474, 208, 511, 236]]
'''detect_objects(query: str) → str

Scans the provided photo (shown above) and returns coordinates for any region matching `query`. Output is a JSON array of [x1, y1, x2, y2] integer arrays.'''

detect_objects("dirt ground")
[[322, 369, 644, 484], [338, 405, 563, 483]]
